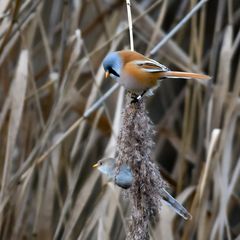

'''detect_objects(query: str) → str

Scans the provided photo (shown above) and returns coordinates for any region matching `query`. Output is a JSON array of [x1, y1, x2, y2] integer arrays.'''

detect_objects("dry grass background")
[[0, 0, 240, 239]]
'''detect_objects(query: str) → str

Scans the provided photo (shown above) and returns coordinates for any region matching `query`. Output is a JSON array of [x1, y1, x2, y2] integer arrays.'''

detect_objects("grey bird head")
[[102, 52, 123, 79], [92, 157, 133, 189]]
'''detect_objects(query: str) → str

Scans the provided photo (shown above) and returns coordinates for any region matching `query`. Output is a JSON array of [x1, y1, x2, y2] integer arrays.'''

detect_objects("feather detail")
[[162, 71, 211, 80], [133, 60, 170, 73]]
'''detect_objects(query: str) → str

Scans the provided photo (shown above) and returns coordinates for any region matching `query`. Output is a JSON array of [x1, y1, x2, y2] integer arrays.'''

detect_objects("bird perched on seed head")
[[93, 157, 192, 220], [103, 50, 210, 101]]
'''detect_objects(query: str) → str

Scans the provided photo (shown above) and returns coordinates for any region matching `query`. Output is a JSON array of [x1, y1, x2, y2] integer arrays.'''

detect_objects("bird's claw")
[[130, 93, 142, 104]]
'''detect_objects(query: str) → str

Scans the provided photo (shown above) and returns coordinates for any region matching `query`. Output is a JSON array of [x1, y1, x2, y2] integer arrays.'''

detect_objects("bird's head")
[[102, 52, 122, 79], [92, 157, 116, 177], [93, 157, 133, 189]]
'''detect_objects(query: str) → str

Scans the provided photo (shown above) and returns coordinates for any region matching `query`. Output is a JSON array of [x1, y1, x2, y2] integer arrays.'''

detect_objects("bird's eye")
[[99, 162, 102, 165]]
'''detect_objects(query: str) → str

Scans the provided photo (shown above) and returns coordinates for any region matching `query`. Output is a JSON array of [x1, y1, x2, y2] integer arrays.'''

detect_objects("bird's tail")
[[161, 189, 192, 220], [163, 71, 211, 80]]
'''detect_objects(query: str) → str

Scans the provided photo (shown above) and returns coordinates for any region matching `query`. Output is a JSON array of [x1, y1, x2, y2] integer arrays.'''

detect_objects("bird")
[[93, 157, 192, 220], [102, 50, 211, 101]]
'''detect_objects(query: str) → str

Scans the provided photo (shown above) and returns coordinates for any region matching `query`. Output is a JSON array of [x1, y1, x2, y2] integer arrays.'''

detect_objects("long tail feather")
[[164, 71, 211, 80], [162, 189, 192, 220]]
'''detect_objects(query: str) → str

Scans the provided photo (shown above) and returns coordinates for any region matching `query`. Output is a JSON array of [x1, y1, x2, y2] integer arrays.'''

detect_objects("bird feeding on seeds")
[[93, 157, 192, 220]]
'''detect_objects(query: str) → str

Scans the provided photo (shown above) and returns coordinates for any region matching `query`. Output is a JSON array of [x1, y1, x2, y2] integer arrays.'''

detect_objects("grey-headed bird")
[[102, 50, 210, 101], [93, 157, 192, 220]]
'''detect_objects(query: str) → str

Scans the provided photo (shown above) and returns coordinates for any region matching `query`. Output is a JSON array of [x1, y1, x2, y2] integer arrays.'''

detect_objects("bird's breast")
[[119, 63, 158, 91], [118, 71, 146, 91]]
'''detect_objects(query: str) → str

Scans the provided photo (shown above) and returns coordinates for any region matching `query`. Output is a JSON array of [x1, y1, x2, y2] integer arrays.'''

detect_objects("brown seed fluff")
[[115, 96, 167, 240]]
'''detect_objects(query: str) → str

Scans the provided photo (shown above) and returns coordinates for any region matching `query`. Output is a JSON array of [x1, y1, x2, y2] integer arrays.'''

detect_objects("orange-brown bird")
[[102, 50, 210, 101]]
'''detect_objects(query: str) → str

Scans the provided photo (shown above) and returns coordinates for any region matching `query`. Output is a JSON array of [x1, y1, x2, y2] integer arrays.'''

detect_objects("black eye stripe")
[[109, 67, 120, 77]]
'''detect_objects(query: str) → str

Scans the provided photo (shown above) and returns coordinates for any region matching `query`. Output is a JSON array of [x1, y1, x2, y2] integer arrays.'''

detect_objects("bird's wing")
[[115, 165, 133, 189], [132, 59, 170, 73]]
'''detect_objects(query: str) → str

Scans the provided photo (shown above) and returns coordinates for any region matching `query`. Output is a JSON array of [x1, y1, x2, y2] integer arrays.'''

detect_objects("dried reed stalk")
[[0, 0, 239, 239], [116, 97, 167, 240]]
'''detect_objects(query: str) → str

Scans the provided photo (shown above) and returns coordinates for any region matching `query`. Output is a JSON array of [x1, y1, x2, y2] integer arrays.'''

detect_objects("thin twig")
[[150, 0, 208, 55], [80, 0, 162, 59], [199, 128, 221, 200], [126, 0, 134, 51]]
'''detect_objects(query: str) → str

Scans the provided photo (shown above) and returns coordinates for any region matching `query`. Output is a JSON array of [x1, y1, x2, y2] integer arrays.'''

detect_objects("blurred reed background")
[[0, 0, 239, 239]]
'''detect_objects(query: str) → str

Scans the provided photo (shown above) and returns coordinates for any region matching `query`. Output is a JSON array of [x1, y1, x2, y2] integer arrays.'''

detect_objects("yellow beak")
[[92, 163, 99, 168], [105, 71, 109, 78]]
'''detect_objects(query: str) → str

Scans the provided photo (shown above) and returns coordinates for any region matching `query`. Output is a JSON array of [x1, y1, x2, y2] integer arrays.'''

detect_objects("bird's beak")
[[92, 163, 99, 168], [105, 71, 109, 78]]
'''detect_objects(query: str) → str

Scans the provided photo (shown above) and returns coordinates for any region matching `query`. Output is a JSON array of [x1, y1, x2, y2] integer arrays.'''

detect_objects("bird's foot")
[[130, 90, 147, 104], [130, 94, 142, 104]]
